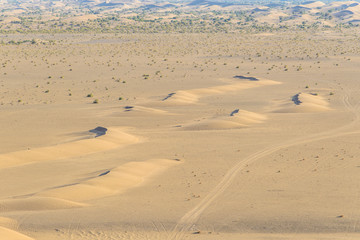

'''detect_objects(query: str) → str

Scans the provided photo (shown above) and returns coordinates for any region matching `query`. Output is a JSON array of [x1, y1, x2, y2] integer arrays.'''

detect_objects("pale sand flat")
[[1, 32, 360, 240], [28, 230, 360, 240]]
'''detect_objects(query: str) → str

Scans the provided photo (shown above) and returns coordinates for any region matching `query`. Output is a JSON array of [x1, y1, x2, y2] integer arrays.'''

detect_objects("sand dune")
[[65, 14, 98, 22], [122, 105, 168, 114], [0, 227, 34, 240], [0, 217, 18, 229], [161, 78, 281, 105], [162, 91, 198, 105], [2, 16, 21, 23], [181, 109, 266, 130], [300, 1, 325, 8], [39, 159, 181, 202], [98, 105, 170, 118], [0, 159, 181, 212], [0, 197, 87, 212], [272, 93, 331, 113], [0, 127, 139, 169], [257, 11, 288, 24]]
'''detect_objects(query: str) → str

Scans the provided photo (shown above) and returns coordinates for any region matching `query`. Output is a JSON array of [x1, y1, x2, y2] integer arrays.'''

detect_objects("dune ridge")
[[0, 217, 18, 229], [0, 128, 140, 169], [0, 197, 87, 212], [100, 105, 170, 118], [0, 159, 181, 212], [181, 109, 267, 130], [0, 226, 34, 240], [39, 159, 181, 202], [161, 78, 281, 105], [0, 217, 34, 240], [273, 92, 331, 113], [122, 105, 169, 114]]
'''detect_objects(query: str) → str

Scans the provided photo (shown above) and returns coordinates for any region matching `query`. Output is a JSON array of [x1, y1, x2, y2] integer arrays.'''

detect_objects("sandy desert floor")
[[1, 32, 360, 240]]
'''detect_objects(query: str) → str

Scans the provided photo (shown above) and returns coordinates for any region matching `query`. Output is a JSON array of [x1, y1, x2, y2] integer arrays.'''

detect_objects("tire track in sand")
[[168, 85, 360, 240]]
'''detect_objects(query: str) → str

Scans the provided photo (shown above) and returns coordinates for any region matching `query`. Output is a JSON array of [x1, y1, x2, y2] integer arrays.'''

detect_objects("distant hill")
[[1, 0, 360, 34]]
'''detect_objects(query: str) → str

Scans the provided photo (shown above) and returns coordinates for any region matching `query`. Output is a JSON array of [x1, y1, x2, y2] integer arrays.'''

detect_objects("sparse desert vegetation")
[[1, 1, 360, 240], [0, 0, 360, 34]]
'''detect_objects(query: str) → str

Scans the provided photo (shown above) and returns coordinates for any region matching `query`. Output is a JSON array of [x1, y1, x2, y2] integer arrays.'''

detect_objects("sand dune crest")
[[123, 105, 169, 114], [39, 159, 181, 202], [0, 128, 139, 169], [181, 109, 267, 130], [0, 226, 34, 240], [0, 218, 33, 240], [161, 78, 281, 105], [0, 217, 18, 229], [0, 197, 87, 212], [0, 159, 180, 212], [273, 93, 330, 113]]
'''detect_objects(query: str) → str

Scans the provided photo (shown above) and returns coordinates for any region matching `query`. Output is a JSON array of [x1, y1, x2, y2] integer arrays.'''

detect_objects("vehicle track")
[[168, 85, 360, 240]]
